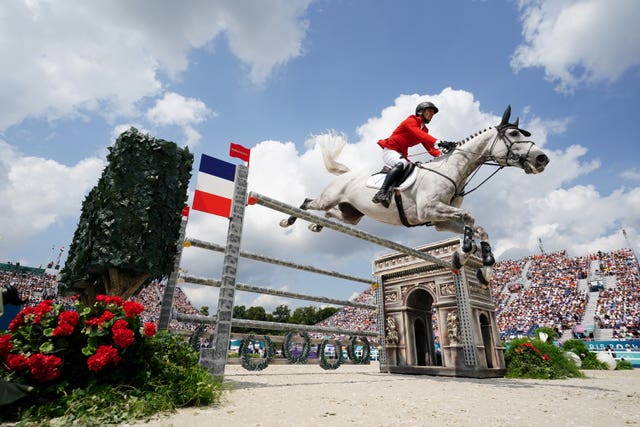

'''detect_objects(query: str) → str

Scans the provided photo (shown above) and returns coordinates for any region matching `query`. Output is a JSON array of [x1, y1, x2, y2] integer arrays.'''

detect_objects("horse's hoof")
[[480, 242, 495, 266], [476, 269, 489, 287], [452, 252, 462, 269], [280, 217, 296, 227], [308, 224, 323, 232], [482, 254, 496, 267]]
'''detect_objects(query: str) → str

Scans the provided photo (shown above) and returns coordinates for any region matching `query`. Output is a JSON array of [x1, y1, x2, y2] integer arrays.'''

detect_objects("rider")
[[371, 101, 456, 208]]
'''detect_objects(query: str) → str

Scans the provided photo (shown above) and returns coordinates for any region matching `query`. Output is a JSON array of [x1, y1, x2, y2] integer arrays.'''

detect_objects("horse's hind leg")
[[279, 198, 313, 228], [308, 204, 363, 232]]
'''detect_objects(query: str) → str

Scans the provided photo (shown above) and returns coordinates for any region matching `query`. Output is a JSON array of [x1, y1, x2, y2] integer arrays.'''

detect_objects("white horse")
[[280, 106, 549, 281]]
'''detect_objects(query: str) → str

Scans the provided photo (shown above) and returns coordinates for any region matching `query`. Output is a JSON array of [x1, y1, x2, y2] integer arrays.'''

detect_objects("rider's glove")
[[437, 140, 457, 152]]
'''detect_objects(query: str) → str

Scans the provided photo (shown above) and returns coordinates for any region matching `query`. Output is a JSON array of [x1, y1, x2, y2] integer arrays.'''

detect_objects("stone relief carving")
[[400, 284, 415, 299], [385, 316, 399, 345], [470, 282, 490, 296], [440, 282, 455, 296], [446, 310, 460, 343], [384, 291, 398, 303], [419, 281, 436, 293]]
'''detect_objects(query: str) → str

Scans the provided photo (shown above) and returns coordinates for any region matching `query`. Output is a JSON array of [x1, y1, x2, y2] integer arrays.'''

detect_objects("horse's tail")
[[318, 132, 351, 175]]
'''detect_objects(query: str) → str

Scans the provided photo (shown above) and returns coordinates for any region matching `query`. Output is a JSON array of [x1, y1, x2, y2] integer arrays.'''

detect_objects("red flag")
[[181, 205, 190, 217], [229, 142, 251, 163]]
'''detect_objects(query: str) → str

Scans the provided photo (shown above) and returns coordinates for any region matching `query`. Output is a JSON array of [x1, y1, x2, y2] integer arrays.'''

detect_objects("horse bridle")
[[417, 125, 536, 199], [486, 125, 537, 169]]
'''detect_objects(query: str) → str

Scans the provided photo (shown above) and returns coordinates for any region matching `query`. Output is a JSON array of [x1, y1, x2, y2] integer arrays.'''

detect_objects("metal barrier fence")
[[158, 163, 471, 375]]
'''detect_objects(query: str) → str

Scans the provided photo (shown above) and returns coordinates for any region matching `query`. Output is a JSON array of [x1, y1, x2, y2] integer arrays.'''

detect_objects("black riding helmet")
[[415, 101, 439, 115]]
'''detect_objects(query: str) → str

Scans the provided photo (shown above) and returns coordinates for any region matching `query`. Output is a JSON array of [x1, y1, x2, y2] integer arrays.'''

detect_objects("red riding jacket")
[[377, 115, 441, 158]]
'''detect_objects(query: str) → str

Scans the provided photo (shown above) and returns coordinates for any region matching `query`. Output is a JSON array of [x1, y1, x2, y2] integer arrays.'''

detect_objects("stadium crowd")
[[495, 251, 590, 338], [2, 247, 639, 341], [594, 249, 640, 338], [312, 286, 377, 340]]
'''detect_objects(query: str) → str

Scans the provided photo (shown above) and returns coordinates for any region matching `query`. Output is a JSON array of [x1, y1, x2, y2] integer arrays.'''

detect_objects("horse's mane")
[[457, 126, 494, 146]]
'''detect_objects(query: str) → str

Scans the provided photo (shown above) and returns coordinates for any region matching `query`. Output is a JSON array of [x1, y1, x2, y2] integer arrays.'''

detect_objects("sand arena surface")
[[127, 363, 640, 427]]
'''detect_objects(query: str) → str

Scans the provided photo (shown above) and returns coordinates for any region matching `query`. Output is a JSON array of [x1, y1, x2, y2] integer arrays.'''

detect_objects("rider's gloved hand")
[[437, 140, 457, 152]]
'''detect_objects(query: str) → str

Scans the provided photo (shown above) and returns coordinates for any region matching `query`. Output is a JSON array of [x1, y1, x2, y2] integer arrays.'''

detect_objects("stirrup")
[[372, 189, 388, 204], [372, 189, 392, 208]]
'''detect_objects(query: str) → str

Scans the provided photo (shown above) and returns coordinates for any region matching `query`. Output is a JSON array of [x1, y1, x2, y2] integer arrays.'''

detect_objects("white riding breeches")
[[382, 148, 409, 168]]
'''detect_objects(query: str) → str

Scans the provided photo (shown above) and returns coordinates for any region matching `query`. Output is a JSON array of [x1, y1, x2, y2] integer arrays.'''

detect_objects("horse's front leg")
[[421, 202, 476, 268], [473, 225, 495, 267]]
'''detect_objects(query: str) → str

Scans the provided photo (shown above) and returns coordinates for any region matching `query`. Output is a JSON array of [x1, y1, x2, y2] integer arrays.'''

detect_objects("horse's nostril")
[[537, 154, 549, 166]]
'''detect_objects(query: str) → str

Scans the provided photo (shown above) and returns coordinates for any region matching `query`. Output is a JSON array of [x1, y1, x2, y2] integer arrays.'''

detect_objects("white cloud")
[[0, 1, 312, 131], [621, 168, 640, 181], [146, 93, 214, 127], [512, 0, 640, 92], [146, 92, 214, 147], [0, 140, 104, 258], [218, 0, 312, 85]]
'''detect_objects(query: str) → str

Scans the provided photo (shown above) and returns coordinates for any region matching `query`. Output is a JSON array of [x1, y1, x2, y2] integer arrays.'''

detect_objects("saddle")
[[367, 163, 432, 228], [365, 163, 418, 190]]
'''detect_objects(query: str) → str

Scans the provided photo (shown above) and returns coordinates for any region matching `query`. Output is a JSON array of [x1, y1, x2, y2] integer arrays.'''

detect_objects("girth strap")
[[393, 191, 432, 228], [419, 166, 459, 198]]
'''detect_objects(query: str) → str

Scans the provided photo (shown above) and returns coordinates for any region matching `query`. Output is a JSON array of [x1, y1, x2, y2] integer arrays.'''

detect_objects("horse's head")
[[489, 105, 549, 174]]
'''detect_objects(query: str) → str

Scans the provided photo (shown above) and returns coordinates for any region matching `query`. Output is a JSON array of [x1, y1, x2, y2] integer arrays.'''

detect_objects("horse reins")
[[415, 125, 534, 200]]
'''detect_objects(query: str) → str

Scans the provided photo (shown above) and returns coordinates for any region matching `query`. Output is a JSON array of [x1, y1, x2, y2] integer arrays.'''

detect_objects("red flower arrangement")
[[0, 295, 157, 387], [28, 353, 63, 382], [87, 345, 122, 372], [515, 341, 551, 362], [53, 311, 80, 337]]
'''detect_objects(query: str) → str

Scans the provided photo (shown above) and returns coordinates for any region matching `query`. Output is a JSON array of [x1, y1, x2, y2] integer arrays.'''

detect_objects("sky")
[[1, 0, 640, 312]]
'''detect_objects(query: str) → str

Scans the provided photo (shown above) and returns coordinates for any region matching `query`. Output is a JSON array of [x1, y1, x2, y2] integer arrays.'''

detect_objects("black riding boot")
[[372, 162, 404, 208]]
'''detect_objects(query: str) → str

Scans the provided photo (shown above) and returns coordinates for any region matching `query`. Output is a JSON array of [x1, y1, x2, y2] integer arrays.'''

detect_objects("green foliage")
[[316, 306, 339, 321], [272, 304, 291, 323], [233, 305, 246, 319], [240, 335, 275, 371], [189, 324, 207, 352], [230, 304, 337, 336], [560, 339, 608, 370], [319, 338, 343, 370], [559, 339, 590, 358], [245, 306, 267, 321], [615, 359, 634, 370], [534, 326, 558, 341], [505, 338, 584, 379], [289, 306, 320, 325], [347, 336, 371, 364], [5, 332, 221, 426], [60, 127, 193, 297], [283, 331, 311, 364]]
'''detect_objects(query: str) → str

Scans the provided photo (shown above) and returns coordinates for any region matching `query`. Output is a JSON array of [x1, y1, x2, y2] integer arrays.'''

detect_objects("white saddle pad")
[[366, 168, 418, 191]]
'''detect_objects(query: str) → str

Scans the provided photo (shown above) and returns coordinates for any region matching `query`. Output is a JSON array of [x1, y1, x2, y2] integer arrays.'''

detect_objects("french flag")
[[192, 154, 236, 218]]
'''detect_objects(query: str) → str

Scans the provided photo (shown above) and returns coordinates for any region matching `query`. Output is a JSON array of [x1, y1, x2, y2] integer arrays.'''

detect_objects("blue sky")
[[1, 0, 640, 311]]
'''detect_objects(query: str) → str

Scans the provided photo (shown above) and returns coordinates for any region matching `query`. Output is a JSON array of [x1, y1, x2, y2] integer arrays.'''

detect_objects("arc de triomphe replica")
[[374, 237, 506, 378]]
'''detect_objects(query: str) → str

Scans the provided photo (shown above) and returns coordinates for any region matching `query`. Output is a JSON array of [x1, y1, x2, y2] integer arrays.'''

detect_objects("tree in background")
[[272, 304, 291, 323], [230, 304, 337, 335], [290, 306, 320, 325], [59, 128, 193, 303], [245, 306, 267, 322]]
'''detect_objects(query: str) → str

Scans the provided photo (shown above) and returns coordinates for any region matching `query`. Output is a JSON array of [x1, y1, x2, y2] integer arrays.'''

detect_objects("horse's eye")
[[509, 130, 519, 137]]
